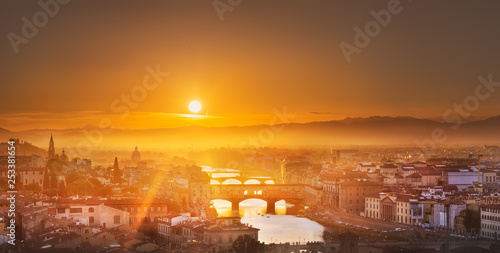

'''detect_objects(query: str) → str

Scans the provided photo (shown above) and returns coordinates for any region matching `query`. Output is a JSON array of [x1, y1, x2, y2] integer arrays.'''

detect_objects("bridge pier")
[[231, 199, 240, 214], [266, 199, 279, 214]]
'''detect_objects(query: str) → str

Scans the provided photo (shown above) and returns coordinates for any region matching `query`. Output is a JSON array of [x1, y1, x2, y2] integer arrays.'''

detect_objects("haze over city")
[[2, 1, 500, 253]]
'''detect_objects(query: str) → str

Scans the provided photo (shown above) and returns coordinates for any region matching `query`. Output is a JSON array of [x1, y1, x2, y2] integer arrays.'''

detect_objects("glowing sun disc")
[[189, 101, 202, 113]]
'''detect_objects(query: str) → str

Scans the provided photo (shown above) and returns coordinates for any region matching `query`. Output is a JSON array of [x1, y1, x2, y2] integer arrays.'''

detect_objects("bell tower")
[[48, 134, 55, 159]]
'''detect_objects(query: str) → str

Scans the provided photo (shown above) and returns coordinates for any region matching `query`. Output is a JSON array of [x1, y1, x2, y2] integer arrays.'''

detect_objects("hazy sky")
[[1, 0, 500, 130]]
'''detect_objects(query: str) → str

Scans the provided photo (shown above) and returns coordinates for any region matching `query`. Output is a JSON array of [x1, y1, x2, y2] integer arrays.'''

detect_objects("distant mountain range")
[[1, 115, 499, 153]]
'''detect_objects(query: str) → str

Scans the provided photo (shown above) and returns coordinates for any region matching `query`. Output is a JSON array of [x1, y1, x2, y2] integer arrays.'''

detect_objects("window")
[[218, 236, 223, 243], [89, 216, 94, 224], [89, 207, 94, 213], [70, 208, 82, 213], [229, 235, 233, 243], [114, 215, 120, 224], [57, 208, 65, 213]]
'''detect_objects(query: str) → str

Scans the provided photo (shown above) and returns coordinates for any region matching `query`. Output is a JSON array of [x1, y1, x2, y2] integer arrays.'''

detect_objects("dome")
[[60, 149, 69, 162], [131, 146, 141, 162]]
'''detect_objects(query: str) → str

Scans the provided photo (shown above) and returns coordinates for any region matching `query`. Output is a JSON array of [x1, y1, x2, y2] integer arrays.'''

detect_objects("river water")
[[202, 166, 325, 244]]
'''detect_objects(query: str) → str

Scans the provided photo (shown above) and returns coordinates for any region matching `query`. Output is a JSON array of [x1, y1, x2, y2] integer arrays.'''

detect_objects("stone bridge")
[[210, 184, 304, 214], [210, 176, 275, 185]]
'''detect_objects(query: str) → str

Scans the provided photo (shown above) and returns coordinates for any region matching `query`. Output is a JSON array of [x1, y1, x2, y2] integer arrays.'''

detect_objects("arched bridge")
[[210, 184, 304, 214], [210, 177, 275, 185]]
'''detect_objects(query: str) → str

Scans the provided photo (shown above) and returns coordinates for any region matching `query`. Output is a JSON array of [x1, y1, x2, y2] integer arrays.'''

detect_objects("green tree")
[[43, 170, 50, 190], [98, 185, 114, 197], [16, 170, 24, 190], [112, 157, 122, 184], [463, 209, 480, 234], [123, 185, 139, 194], [67, 178, 95, 196], [58, 181, 68, 197], [89, 177, 103, 188], [50, 172, 58, 189], [66, 172, 86, 184], [24, 183, 41, 192], [232, 235, 265, 253]]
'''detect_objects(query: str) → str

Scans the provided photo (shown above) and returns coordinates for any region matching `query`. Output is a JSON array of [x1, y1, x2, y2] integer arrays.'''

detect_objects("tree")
[[58, 181, 67, 197], [232, 235, 265, 253], [50, 172, 58, 189], [463, 208, 480, 234], [98, 185, 114, 197], [67, 178, 95, 196], [16, 170, 24, 190], [24, 183, 41, 192], [43, 170, 50, 190], [66, 172, 86, 185], [89, 177, 103, 188], [112, 157, 122, 184]]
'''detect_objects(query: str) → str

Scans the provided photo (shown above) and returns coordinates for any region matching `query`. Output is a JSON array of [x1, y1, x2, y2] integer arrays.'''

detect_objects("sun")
[[189, 101, 202, 113]]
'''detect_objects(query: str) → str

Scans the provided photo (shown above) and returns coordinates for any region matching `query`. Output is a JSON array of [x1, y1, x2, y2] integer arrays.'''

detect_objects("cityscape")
[[2, 1, 500, 253]]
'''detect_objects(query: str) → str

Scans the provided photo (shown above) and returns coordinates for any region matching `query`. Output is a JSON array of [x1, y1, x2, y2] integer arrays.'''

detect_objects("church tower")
[[48, 134, 56, 159]]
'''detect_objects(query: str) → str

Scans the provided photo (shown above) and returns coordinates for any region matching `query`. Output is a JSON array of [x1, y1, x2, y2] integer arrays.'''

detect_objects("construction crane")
[[442, 202, 451, 253], [477, 154, 483, 184]]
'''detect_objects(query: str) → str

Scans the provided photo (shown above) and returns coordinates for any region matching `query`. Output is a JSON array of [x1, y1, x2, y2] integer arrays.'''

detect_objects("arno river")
[[202, 166, 325, 244]]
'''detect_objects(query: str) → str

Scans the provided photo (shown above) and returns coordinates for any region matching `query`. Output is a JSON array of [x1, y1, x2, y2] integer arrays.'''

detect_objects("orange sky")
[[1, 1, 500, 131]]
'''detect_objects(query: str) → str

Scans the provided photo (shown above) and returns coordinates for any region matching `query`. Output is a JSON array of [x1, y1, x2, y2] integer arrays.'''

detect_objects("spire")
[[48, 134, 55, 159]]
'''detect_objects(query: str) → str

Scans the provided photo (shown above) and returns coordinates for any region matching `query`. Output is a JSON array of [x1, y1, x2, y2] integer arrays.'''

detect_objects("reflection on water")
[[205, 166, 325, 244], [212, 199, 289, 217], [242, 215, 325, 245], [212, 199, 325, 244], [201, 165, 239, 172]]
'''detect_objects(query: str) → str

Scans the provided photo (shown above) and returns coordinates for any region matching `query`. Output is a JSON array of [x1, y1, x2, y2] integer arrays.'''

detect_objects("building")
[[356, 163, 376, 172], [379, 160, 399, 178], [431, 203, 466, 231], [396, 195, 422, 225], [158, 214, 192, 245], [131, 146, 141, 163], [54, 201, 130, 229], [0, 154, 45, 169], [480, 204, 500, 240], [204, 216, 259, 252], [321, 170, 369, 208], [158, 216, 259, 252], [104, 198, 168, 226], [365, 193, 381, 219], [0, 167, 45, 187], [339, 180, 383, 214]]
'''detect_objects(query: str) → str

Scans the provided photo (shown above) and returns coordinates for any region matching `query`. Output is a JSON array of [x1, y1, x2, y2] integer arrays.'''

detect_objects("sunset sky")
[[1, 1, 500, 131]]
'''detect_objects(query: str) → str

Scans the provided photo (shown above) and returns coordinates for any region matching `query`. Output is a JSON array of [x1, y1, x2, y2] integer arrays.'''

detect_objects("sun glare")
[[189, 101, 202, 113]]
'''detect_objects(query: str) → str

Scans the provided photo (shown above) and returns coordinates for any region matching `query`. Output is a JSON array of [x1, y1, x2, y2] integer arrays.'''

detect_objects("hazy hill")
[[0, 116, 499, 153], [0, 140, 48, 157]]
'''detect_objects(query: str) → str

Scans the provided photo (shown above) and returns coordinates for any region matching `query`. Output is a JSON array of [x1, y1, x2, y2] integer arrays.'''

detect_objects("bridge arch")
[[211, 197, 285, 215], [243, 179, 261, 185], [221, 178, 242, 184], [264, 180, 275, 184]]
